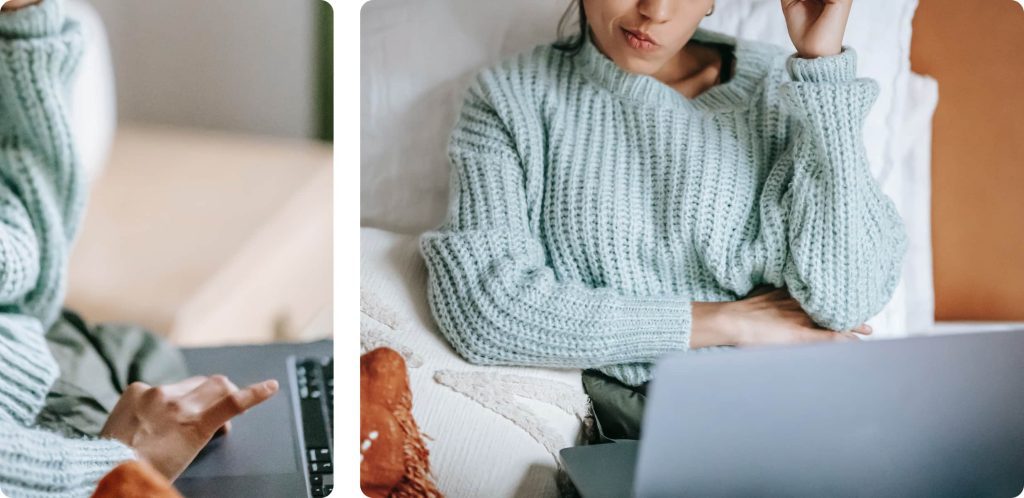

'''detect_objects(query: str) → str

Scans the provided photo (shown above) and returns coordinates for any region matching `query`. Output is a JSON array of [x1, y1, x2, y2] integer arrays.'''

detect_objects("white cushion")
[[360, 227, 588, 497], [68, 0, 116, 185], [361, 0, 573, 234], [892, 72, 939, 336]]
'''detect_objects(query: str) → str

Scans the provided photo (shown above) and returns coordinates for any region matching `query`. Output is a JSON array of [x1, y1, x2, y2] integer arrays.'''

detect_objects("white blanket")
[[361, 227, 589, 497]]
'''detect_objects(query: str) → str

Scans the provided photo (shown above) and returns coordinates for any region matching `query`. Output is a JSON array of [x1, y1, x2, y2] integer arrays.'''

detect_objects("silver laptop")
[[561, 330, 1024, 497]]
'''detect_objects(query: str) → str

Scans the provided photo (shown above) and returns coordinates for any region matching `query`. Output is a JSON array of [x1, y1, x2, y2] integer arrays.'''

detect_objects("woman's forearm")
[[762, 48, 907, 332]]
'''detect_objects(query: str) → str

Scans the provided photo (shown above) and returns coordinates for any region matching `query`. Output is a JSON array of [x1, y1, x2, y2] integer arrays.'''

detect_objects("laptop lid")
[[634, 330, 1024, 497]]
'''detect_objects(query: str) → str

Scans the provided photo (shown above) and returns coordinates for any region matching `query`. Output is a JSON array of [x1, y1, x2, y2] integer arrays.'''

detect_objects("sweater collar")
[[575, 26, 771, 112]]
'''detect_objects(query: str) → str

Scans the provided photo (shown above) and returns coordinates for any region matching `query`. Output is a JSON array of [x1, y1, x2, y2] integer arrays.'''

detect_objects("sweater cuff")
[[0, 0, 63, 39], [786, 45, 857, 83]]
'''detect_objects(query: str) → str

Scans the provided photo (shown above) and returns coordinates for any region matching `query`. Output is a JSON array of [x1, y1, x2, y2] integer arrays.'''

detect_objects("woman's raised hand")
[[691, 286, 872, 348], [780, 0, 852, 58], [100, 375, 279, 482]]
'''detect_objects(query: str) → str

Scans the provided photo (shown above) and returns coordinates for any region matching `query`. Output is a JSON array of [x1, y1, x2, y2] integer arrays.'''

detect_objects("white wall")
[[85, 0, 322, 139]]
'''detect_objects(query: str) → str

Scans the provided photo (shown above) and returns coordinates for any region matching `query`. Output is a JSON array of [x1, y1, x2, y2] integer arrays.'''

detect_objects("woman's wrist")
[[690, 301, 741, 348]]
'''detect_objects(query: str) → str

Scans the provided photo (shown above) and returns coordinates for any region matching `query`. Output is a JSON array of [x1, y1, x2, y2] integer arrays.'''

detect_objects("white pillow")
[[360, 227, 588, 497], [893, 72, 939, 337], [361, 0, 568, 234]]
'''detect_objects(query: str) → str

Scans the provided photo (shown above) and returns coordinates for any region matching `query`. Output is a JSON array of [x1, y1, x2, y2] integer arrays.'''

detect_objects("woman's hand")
[[1, 0, 43, 12], [780, 0, 852, 58], [100, 375, 279, 482], [691, 286, 872, 348]]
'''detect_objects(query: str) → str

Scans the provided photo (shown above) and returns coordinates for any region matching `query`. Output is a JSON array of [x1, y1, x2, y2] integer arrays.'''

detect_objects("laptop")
[[174, 340, 334, 498], [561, 330, 1024, 497]]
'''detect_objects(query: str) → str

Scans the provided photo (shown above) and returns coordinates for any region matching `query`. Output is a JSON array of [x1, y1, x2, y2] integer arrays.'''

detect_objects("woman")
[[0, 0, 277, 495], [421, 0, 906, 442]]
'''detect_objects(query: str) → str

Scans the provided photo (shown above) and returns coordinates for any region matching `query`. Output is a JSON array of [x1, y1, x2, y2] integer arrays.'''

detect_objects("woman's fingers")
[[154, 376, 209, 398], [183, 374, 239, 408], [200, 379, 279, 433], [215, 420, 233, 438], [797, 328, 862, 343]]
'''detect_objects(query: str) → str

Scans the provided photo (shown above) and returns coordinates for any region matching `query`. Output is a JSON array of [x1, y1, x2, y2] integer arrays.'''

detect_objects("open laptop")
[[561, 330, 1024, 497], [173, 340, 333, 498]]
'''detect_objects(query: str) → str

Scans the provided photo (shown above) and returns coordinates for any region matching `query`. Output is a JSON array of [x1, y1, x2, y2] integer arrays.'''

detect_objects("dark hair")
[[552, 0, 588, 55]]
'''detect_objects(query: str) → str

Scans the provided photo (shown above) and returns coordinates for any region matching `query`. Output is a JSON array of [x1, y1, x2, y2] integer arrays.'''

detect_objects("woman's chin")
[[615, 56, 658, 76]]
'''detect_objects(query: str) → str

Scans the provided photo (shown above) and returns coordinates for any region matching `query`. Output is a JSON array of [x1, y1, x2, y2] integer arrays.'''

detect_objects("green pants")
[[37, 309, 190, 438], [582, 369, 649, 443]]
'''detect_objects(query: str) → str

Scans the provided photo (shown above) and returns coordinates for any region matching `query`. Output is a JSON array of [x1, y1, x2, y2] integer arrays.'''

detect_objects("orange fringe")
[[389, 384, 443, 498]]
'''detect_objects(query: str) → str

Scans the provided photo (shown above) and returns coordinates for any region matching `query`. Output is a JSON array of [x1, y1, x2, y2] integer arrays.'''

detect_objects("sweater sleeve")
[[0, 2, 137, 496], [761, 47, 908, 332], [419, 71, 692, 378]]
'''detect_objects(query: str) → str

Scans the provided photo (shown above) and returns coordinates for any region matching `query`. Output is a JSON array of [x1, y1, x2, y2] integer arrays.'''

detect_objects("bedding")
[[361, 227, 589, 498]]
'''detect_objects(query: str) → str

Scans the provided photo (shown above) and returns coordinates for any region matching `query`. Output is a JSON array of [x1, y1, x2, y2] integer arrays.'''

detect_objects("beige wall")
[[84, 0, 321, 139], [911, 0, 1024, 320]]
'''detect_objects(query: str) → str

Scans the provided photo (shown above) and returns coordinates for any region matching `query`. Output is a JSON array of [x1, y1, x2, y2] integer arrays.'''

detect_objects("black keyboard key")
[[324, 484, 333, 494], [300, 397, 330, 449], [311, 486, 325, 497], [310, 474, 322, 486]]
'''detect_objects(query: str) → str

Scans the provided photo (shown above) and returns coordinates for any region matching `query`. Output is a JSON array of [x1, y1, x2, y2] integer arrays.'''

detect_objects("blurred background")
[[65, 0, 334, 346]]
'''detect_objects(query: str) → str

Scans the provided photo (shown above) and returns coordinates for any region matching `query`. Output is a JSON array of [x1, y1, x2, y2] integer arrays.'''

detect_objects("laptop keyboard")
[[296, 356, 333, 496]]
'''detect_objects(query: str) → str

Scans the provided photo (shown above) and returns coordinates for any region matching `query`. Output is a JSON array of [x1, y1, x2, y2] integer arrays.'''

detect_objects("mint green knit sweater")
[[0, 1, 137, 496], [421, 27, 907, 387]]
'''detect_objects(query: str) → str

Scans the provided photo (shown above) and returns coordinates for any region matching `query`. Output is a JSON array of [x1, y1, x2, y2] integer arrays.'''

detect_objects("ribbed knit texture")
[[420, 27, 908, 387], [0, 1, 137, 496]]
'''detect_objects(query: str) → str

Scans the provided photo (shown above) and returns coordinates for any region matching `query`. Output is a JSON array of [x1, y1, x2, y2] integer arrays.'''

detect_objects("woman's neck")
[[654, 41, 729, 99]]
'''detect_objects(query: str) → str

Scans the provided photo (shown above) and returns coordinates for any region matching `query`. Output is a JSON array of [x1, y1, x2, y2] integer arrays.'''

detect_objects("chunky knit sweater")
[[0, 1, 137, 496], [420, 27, 908, 387]]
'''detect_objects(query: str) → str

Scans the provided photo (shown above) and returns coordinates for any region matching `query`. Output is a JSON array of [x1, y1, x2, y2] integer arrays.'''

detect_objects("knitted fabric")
[[420, 26, 907, 387], [0, 1, 137, 496]]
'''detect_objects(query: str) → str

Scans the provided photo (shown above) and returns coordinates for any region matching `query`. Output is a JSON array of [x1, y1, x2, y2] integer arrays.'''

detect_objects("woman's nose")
[[636, 0, 672, 24]]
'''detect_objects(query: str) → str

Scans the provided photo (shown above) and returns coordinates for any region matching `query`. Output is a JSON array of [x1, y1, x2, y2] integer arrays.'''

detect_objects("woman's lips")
[[621, 27, 658, 51]]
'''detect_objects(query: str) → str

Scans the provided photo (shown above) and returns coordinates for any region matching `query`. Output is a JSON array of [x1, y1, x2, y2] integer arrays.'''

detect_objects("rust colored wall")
[[910, 0, 1024, 320]]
